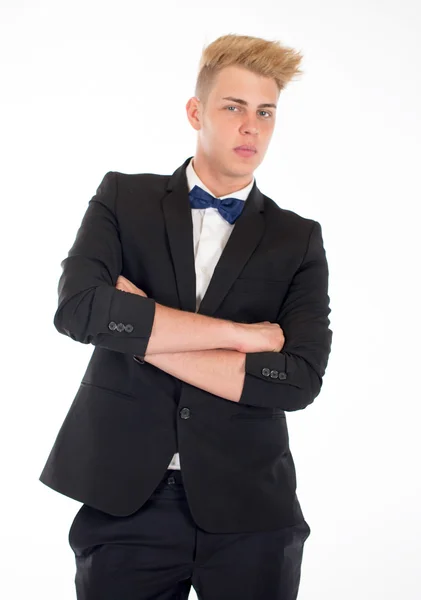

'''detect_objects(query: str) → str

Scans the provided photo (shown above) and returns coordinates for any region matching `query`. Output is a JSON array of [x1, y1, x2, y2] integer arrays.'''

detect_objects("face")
[[186, 65, 279, 184]]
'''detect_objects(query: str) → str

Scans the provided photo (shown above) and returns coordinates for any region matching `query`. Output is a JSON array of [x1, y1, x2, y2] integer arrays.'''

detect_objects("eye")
[[225, 106, 272, 118]]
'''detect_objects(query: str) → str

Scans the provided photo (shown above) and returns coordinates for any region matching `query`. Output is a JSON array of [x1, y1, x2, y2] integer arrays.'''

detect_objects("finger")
[[117, 275, 130, 284]]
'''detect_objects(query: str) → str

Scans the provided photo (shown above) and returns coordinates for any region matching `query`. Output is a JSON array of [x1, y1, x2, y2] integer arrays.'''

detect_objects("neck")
[[192, 152, 253, 198]]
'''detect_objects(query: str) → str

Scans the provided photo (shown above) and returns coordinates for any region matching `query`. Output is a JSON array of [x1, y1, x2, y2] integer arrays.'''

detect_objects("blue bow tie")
[[188, 185, 245, 224]]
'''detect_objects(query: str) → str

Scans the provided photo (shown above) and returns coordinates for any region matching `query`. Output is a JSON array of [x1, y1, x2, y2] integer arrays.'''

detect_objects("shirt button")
[[180, 407, 191, 419]]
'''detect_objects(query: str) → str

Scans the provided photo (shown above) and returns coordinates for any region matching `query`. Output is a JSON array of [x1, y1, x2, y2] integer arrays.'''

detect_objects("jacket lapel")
[[162, 156, 265, 317]]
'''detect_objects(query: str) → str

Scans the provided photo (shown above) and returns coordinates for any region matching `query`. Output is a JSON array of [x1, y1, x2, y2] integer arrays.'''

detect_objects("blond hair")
[[195, 33, 304, 106]]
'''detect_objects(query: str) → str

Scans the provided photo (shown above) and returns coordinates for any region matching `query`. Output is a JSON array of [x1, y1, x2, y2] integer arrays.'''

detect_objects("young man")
[[40, 33, 332, 600]]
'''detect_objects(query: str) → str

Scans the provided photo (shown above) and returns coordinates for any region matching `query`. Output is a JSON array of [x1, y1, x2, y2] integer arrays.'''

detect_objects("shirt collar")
[[185, 157, 254, 202]]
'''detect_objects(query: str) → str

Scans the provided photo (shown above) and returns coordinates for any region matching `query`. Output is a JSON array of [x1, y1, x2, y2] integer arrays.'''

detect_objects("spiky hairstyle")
[[195, 33, 304, 106]]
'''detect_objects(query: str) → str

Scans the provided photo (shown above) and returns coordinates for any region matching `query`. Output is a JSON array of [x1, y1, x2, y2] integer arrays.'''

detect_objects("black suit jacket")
[[39, 156, 333, 533]]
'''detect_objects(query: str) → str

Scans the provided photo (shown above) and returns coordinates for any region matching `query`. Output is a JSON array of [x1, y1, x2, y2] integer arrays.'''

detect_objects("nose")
[[240, 117, 259, 136]]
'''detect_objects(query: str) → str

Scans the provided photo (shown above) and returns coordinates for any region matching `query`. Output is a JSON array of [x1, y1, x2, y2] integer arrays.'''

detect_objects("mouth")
[[234, 145, 257, 157]]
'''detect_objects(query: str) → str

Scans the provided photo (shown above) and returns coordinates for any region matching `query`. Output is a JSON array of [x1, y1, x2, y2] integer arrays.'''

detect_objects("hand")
[[115, 275, 148, 298], [235, 321, 285, 354]]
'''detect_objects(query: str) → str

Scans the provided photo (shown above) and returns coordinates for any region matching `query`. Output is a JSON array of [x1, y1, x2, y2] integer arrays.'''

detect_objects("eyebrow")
[[221, 96, 277, 109]]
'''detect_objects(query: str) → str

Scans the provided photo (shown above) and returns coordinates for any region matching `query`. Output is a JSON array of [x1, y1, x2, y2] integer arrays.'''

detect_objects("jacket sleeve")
[[238, 220, 333, 411], [53, 171, 156, 356]]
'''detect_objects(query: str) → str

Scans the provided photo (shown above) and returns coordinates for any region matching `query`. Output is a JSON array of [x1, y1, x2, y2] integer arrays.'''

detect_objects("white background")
[[1, 1, 420, 598]]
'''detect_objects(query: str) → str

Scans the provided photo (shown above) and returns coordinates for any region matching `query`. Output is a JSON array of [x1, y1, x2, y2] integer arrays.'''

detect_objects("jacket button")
[[270, 369, 279, 378], [180, 407, 191, 419], [116, 322, 125, 332], [278, 372, 287, 380], [108, 321, 117, 331], [125, 324, 134, 333], [262, 368, 270, 376]]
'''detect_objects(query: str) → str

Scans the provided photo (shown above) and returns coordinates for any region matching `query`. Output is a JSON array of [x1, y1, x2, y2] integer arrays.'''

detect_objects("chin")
[[233, 153, 259, 170]]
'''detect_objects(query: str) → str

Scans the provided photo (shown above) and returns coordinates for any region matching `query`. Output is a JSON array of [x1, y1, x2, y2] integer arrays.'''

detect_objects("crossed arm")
[[145, 348, 246, 403], [115, 275, 246, 402]]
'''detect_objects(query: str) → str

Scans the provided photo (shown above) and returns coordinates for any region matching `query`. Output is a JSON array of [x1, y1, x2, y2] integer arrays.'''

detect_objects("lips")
[[234, 145, 257, 158], [235, 145, 257, 152]]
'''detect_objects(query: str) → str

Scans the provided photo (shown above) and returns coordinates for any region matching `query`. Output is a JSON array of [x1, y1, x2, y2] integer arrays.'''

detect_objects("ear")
[[186, 96, 202, 131]]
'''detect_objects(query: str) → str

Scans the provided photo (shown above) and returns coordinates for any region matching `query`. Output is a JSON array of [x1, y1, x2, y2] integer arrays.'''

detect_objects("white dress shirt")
[[167, 157, 255, 470]]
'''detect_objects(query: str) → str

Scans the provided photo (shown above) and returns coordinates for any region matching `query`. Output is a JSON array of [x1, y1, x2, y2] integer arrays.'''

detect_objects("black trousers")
[[68, 469, 311, 599]]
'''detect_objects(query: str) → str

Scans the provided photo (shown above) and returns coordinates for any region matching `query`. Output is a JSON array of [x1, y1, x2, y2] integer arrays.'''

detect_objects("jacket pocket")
[[230, 410, 285, 421], [80, 381, 138, 403]]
